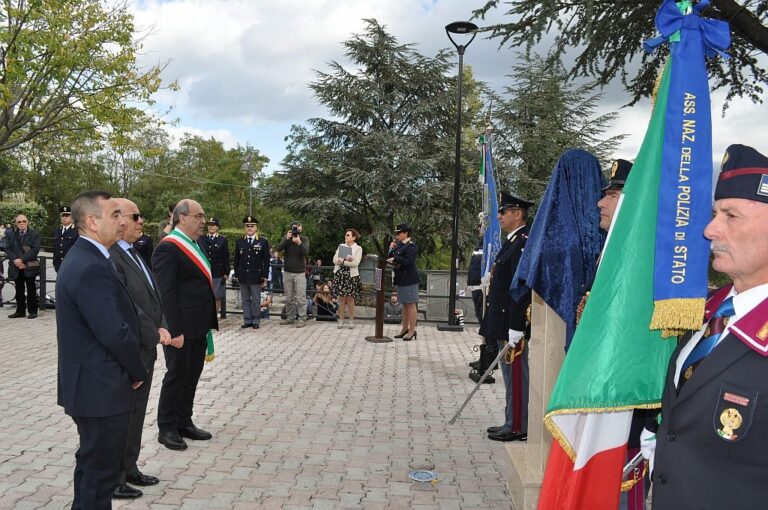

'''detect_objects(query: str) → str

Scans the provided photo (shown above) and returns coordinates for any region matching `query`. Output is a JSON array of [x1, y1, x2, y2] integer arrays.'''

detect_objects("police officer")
[[133, 233, 154, 269], [483, 192, 533, 442], [234, 216, 270, 329], [646, 145, 768, 509], [198, 217, 230, 314], [53, 205, 79, 272]]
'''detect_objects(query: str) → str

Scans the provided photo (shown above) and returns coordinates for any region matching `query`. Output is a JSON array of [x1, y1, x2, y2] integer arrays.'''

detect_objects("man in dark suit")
[[109, 198, 175, 500], [198, 216, 230, 314], [6, 213, 41, 319], [153, 199, 218, 451], [233, 216, 270, 329], [53, 205, 79, 272], [648, 145, 768, 509], [56, 190, 147, 509], [482, 192, 533, 442]]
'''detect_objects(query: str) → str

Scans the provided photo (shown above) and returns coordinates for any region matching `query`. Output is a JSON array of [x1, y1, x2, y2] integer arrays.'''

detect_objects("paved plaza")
[[0, 310, 514, 509]]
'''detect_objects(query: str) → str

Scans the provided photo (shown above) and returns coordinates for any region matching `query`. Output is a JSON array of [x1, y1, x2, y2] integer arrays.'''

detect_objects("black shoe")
[[240, 323, 252, 329], [488, 431, 527, 442], [27, 313, 37, 319], [469, 371, 495, 384], [252, 324, 260, 329], [8, 311, 25, 318], [394, 330, 408, 339], [403, 331, 417, 341], [178, 424, 212, 441], [158, 430, 188, 450], [469, 360, 480, 369], [486, 425, 504, 434], [113, 484, 143, 499], [126, 472, 159, 486]]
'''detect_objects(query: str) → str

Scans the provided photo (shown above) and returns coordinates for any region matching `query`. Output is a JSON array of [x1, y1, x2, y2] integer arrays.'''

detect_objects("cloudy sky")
[[129, 0, 765, 174]]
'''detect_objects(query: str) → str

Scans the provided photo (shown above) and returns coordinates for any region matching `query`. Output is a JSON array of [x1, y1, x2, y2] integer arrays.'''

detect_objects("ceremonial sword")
[[449, 341, 513, 425]]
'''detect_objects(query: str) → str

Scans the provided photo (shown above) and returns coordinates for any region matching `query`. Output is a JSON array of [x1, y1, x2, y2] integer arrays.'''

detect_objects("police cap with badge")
[[59, 205, 72, 215], [603, 159, 633, 191], [243, 216, 258, 226], [498, 191, 534, 213], [715, 144, 768, 203], [207, 216, 221, 227]]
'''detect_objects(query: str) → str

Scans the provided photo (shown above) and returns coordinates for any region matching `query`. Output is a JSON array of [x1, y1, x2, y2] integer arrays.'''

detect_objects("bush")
[[0, 201, 48, 230]]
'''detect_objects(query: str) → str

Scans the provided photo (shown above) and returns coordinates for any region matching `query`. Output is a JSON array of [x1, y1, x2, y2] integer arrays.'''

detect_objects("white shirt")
[[81, 236, 110, 259], [507, 224, 525, 240], [674, 282, 768, 385]]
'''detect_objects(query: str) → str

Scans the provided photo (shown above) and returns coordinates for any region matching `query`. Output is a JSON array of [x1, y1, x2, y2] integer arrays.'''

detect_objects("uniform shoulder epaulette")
[[728, 294, 768, 357]]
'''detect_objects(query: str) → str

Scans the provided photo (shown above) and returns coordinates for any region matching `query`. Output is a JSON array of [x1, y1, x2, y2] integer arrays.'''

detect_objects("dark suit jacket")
[[653, 330, 768, 509], [234, 236, 270, 284], [152, 238, 218, 339], [109, 243, 167, 350], [52, 225, 78, 271], [199, 234, 230, 278], [388, 240, 419, 286], [480, 225, 529, 341], [56, 238, 147, 417], [5, 228, 41, 278]]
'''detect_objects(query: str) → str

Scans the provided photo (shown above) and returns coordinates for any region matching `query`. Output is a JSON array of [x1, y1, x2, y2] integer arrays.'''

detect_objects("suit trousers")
[[13, 274, 38, 314], [496, 339, 529, 434], [283, 272, 306, 320], [471, 289, 484, 325], [118, 347, 156, 484], [71, 412, 131, 510], [157, 336, 205, 432], [240, 282, 261, 325]]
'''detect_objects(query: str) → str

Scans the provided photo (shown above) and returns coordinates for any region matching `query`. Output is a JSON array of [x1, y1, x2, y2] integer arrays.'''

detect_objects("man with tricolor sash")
[[646, 145, 768, 509], [153, 199, 218, 451]]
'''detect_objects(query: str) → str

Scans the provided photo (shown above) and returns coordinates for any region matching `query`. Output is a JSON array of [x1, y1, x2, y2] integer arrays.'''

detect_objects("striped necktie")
[[679, 297, 735, 389]]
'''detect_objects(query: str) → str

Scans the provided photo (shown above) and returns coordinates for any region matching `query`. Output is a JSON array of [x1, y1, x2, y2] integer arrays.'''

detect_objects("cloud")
[[164, 125, 240, 150]]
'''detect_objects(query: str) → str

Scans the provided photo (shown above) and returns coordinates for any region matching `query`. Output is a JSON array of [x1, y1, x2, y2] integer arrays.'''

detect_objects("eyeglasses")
[[123, 213, 142, 221]]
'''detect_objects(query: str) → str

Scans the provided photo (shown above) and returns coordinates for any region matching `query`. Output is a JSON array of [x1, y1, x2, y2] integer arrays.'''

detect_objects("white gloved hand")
[[640, 427, 656, 476], [508, 329, 524, 348]]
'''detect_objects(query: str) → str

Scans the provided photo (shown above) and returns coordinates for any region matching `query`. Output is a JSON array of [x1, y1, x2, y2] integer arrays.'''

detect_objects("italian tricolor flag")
[[538, 61, 677, 510]]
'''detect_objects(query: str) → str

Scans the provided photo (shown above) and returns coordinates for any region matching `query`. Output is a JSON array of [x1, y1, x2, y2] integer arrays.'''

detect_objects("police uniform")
[[234, 216, 270, 329], [133, 234, 154, 269], [53, 205, 79, 272], [197, 217, 230, 300], [652, 145, 768, 509], [480, 192, 533, 442]]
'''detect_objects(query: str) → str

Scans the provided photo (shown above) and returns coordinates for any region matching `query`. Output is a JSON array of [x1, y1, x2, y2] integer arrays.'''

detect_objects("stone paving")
[[0, 308, 514, 509]]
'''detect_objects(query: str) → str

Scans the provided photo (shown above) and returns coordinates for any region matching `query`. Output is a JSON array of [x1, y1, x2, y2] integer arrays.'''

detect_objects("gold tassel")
[[650, 298, 705, 337], [205, 354, 215, 363]]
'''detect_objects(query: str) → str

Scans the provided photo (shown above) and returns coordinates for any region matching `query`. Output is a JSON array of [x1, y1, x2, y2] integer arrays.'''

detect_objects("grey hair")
[[172, 200, 191, 226], [72, 190, 112, 230]]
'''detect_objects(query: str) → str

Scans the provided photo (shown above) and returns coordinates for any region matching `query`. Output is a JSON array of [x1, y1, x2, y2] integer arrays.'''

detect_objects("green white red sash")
[[161, 228, 216, 361]]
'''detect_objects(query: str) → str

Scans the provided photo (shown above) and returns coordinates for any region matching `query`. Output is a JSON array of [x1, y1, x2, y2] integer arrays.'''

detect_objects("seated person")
[[384, 292, 403, 324], [260, 290, 272, 319], [314, 282, 338, 321]]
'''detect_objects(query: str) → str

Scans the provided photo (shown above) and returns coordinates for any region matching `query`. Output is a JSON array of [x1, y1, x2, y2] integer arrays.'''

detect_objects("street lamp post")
[[241, 152, 254, 216], [438, 21, 477, 332]]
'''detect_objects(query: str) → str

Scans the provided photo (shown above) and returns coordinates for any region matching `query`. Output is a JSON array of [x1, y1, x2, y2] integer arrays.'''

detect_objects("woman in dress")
[[332, 229, 363, 329], [387, 223, 419, 341]]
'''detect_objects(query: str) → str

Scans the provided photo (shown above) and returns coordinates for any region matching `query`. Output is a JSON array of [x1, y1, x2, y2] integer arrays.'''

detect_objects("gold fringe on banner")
[[650, 298, 705, 338]]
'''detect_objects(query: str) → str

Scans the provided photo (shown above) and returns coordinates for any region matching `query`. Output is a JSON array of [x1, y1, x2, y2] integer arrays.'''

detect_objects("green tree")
[[489, 52, 624, 201], [473, 1, 767, 107], [0, 0, 172, 152], [264, 19, 484, 263]]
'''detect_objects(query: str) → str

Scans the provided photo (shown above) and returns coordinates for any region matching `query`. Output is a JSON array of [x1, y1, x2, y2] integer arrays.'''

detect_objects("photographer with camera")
[[277, 221, 310, 327]]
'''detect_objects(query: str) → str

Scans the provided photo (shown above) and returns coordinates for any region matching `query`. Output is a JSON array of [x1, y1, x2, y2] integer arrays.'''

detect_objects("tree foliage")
[[0, 0, 172, 152], [263, 19, 485, 262], [489, 52, 624, 200], [473, 1, 768, 108]]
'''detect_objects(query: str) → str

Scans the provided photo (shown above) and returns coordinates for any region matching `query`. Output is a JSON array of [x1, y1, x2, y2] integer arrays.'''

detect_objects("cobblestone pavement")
[[0, 310, 514, 509]]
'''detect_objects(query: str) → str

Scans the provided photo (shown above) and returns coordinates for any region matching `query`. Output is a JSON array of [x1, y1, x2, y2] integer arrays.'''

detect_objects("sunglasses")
[[125, 213, 143, 221]]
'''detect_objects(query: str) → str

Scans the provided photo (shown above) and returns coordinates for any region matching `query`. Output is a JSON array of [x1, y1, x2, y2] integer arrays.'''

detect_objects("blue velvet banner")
[[644, 0, 729, 328], [480, 134, 502, 283]]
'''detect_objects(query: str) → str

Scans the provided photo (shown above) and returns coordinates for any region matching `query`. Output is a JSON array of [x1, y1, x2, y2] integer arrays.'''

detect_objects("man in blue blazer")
[[56, 190, 147, 509]]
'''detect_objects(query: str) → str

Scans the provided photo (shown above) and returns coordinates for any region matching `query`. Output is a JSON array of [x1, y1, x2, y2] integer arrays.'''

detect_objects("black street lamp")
[[438, 21, 477, 332]]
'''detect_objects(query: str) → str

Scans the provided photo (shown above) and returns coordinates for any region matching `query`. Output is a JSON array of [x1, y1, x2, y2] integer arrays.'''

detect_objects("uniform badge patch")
[[610, 160, 619, 178], [716, 408, 742, 441], [758, 174, 768, 197]]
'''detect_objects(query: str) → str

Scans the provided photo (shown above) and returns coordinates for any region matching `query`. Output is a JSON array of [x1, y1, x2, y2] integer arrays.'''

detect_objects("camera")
[[290, 226, 299, 238]]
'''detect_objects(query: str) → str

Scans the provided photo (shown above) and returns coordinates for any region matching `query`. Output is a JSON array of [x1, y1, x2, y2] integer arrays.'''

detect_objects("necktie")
[[128, 247, 153, 288], [679, 297, 735, 389]]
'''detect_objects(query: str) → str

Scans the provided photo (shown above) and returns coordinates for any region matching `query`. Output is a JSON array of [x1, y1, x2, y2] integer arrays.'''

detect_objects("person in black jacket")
[[153, 199, 218, 451], [233, 216, 270, 329], [198, 217, 230, 314], [483, 192, 533, 443], [52, 205, 79, 272], [6, 213, 41, 319], [387, 222, 419, 341]]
